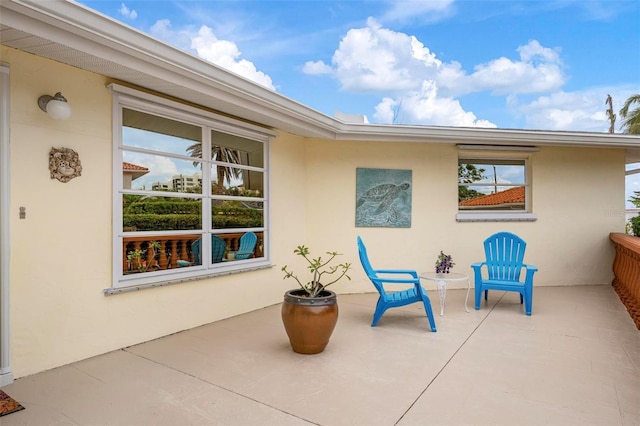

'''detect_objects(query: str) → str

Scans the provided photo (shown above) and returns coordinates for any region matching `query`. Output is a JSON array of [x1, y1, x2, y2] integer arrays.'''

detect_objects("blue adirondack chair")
[[471, 232, 538, 315], [230, 232, 257, 260], [357, 236, 437, 332]]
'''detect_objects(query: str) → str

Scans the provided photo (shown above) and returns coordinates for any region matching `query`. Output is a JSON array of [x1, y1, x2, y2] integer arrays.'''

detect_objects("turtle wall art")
[[355, 168, 412, 227]]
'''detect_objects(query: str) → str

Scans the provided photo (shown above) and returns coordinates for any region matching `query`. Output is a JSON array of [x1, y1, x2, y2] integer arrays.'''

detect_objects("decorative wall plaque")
[[356, 168, 412, 228], [49, 147, 82, 183]]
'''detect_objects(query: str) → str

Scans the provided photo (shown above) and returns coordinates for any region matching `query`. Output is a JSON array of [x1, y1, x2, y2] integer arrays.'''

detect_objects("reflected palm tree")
[[187, 143, 242, 193]]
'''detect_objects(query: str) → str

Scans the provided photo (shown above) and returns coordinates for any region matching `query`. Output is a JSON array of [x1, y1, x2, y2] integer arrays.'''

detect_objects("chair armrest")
[[368, 270, 420, 285], [374, 277, 421, 284], [523, 264, 538, 283], [375, 269, 418, 278], [470, 262, 485, 270]]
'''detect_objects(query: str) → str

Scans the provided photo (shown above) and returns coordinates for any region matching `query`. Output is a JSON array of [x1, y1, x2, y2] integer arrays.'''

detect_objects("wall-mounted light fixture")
[[37, 92, 72, 120]]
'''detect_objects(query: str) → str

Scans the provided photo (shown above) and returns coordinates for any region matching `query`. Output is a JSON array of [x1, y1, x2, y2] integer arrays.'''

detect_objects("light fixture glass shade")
[[38, 92, 72, 120], [46, 98, 72, 120]]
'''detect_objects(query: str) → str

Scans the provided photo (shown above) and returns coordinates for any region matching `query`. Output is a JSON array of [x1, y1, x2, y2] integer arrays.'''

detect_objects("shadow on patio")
[[2, 285, 639, 425]]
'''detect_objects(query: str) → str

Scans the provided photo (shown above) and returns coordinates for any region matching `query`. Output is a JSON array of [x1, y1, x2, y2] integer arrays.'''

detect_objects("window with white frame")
[[110, 85, 272, 291], [457, 147, 536, 222]]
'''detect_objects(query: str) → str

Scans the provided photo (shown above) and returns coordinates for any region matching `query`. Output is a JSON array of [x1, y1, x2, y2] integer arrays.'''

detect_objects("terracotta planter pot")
[[281, 289, 338, 354]]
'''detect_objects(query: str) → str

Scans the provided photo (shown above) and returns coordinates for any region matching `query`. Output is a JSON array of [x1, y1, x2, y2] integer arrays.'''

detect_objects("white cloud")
[[306, 19, 564, 96], [303, 18, 579, 127], [148, 20, 275, 90], [149, 19, 192, 51], [118, 3, 137, 20], [514, 87, 638, 132], [326, 18, 441, 93], [191, 25, 275, 90], [373, 81, 497, 128], [458, 40, 565, 96], [123, 152, 179, 190], [302, 60, 333, 75]]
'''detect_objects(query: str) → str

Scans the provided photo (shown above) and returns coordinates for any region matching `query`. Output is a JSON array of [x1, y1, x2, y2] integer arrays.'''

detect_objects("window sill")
[[456, 212, 537, 222], [104, 262, 273, 295]]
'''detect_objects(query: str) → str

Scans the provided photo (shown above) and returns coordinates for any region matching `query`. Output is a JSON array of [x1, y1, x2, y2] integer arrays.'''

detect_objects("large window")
[[110, 85, 272, 291], [457, 148, 536, 222]]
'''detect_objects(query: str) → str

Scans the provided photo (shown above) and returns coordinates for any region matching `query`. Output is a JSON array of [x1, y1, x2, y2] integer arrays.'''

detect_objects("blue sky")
[[79, 0, 640, 203]]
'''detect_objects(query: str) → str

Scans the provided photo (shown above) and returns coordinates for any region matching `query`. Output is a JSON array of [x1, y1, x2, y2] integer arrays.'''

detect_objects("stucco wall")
[[5, 47, 305, 378], [303, 139, 626, 294], [3, 46, 627, 378]]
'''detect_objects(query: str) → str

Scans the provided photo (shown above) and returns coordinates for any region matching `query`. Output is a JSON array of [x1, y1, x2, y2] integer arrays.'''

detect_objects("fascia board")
[[334, 122, 640, 147]]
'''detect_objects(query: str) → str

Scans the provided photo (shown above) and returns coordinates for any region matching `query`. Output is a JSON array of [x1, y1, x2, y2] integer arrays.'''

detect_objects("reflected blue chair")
[[191, 238, 202, 265], [357, 236, 437, 332], [211, 236, 226, 263], [471, 232, 538, 315], [178, 235, 226, 267], [230, 232, 257, 260]]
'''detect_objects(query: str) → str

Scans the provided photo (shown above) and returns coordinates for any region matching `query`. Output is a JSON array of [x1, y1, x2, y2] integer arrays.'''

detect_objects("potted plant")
[[435, 250, 454, 276], [281, 245, 351, 354], [126, 241, 161, 273]]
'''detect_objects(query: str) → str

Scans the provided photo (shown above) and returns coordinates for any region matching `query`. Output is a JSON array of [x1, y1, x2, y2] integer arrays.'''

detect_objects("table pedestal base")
[[419, 272, 471, 316], [437, 280, 447, 316], [434, 278, 471, 316]]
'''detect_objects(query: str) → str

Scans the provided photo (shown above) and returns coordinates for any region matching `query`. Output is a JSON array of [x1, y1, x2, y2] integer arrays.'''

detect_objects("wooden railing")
[[609, 233, 640, 329], [123, 232, 264, 272]]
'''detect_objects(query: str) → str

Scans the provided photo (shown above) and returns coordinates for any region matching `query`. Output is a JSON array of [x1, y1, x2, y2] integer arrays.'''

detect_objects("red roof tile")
[[459, 186, 524, 206], [123, 162, 149, 171]]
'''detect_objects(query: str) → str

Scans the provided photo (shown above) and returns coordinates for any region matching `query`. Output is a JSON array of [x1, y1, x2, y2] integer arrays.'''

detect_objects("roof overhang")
[[1, 0, 639, 161]]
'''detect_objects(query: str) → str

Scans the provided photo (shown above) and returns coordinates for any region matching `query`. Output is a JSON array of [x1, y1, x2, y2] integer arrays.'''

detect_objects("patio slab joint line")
[[393, 292, 506, 425], [122, 347, 317, 424]]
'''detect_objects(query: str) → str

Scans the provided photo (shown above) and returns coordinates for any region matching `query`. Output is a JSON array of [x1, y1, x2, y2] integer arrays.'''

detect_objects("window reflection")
[[211, 165, 263, 196], [123, 196, 202, 231], [122, 152, 203, 193], [458, 159, 526, 211], [212, 200, 264, 229]]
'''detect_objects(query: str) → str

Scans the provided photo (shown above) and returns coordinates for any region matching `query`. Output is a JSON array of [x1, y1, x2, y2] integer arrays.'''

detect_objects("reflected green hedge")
[[123, 214, 201, 231], [125, 200, 201, 215], [123, 203, 263, 231]]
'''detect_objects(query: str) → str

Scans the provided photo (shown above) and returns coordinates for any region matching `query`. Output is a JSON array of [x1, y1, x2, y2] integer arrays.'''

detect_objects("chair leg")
[[371, 298, 386, 326], [484, 290, 488, 301], [524, 286, 532, 316], [524, 294, 532, 315], [421, 297, 437, 332], [475, 285, 483, 310]]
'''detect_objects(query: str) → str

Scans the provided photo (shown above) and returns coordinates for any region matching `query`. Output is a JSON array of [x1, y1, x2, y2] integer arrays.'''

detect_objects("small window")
[[457, 155, 535, 222]]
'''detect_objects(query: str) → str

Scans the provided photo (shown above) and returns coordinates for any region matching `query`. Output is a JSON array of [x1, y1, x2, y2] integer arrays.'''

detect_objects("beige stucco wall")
[[3, 46, 627, 378], [5, 47, 304, 378], [302, 140, 626, 293]]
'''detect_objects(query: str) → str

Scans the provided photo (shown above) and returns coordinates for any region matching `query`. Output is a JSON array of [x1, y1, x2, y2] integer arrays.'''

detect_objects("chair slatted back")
[[235, 232, 258, 259], [212, 235, 226, 263], [192, 238, 202, 265], [357, 236, 383, 292], [192, 235, 228, 265], [484, 232, 526, 281]]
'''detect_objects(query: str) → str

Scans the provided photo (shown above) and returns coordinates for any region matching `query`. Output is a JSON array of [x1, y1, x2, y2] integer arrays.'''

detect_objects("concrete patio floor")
[[1, 285, 639, 426]]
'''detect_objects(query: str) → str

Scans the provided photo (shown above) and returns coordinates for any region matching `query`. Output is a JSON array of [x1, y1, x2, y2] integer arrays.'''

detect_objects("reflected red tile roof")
[[460, 186, 525, 206], [123, 162, 149, 171]]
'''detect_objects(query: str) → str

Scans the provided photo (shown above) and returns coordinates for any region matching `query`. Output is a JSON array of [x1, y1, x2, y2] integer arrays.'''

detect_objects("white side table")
[[419, 272, 471, 316]]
